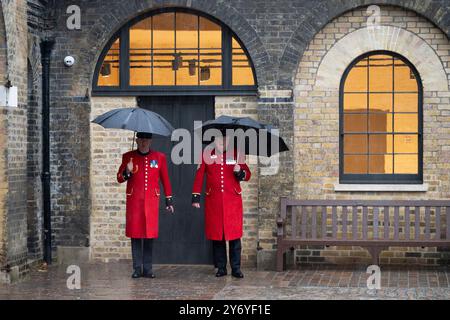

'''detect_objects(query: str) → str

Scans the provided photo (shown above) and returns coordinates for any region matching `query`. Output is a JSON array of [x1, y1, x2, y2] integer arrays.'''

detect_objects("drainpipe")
[[41, 40, 54, 265]]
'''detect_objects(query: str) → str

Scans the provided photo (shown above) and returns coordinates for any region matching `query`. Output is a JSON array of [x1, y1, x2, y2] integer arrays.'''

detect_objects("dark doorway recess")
[[138, 96, 214, 265]]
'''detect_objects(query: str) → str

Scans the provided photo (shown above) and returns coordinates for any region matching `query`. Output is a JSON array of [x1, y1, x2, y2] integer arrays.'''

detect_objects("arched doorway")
[[91, 8, 257, 264]]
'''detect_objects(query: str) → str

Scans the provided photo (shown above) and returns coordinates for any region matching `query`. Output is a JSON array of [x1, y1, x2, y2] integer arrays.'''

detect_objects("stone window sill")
[[334, 184, 429, 192]]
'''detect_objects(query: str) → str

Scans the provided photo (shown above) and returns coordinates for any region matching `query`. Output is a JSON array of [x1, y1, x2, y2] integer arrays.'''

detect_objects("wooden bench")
[[276, 198, 450, 271]]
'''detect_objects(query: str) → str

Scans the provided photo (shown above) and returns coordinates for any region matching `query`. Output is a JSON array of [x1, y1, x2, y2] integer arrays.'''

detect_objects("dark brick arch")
[[84, 0, 271, 89], [278, 0, 450, 88], [0, 3, 9, 84]]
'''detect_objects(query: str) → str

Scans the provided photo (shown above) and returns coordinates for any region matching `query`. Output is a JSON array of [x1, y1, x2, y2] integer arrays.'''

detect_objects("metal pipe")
[[40, 40, 54, 265]]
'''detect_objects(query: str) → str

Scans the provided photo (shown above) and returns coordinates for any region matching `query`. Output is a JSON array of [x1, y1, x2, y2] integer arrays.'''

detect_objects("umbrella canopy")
[[198, 115, 289, 157], [201, 115, 268, 132], [92, 108, 175, 137]]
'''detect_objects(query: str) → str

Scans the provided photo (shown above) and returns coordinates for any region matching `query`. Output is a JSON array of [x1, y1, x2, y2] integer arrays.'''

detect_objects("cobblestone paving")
[[0, 262, 449, 300]]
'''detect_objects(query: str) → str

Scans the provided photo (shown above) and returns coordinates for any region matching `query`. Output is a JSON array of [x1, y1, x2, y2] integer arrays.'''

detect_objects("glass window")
[[153, 12, 175, 85], [130, 18, 152, 86], [95, 10, 256, 92], [97, 38, 120, 87], [369, 94, 392, 113], [369, 55, 393, 92], [344, 94, 366, 112], [344, 59, 367, 92], [176, 13, 199, 85], [341, 52, 422, 183], [199, 17, 222, 86], [344, 155, 368, 174], [232, 37, 255, 86], [344, 135, 368, 154], [369, 155, 393, 174]]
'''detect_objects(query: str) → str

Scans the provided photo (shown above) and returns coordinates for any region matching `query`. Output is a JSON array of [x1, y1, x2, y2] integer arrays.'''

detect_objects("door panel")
[[138, 96, 214, 264]]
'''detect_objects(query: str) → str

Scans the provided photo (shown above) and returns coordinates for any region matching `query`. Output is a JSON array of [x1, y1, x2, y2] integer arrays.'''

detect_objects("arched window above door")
[[93, 9, 257, 96]]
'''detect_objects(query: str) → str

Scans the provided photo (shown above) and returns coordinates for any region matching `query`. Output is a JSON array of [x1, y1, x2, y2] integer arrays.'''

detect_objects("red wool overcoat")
[[192, 149, 251, 241], [117, 150, 172, 239]]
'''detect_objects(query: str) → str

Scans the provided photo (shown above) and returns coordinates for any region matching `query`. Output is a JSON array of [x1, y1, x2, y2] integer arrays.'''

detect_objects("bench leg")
[[276, 245, 285, 272], [366, 247, 388, 266]]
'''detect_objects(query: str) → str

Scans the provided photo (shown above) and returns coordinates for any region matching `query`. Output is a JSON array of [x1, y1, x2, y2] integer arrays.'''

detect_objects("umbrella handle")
[[237, 151, 244, 165], [131, 132, 136, 151]]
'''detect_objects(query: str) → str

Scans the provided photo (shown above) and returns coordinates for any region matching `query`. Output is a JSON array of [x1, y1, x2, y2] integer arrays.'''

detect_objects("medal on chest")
[[149, 159, 159, 169]]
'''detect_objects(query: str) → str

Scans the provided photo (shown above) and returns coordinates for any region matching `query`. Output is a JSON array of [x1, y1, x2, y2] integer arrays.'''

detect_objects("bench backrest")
[[279, 199, 450, 242]]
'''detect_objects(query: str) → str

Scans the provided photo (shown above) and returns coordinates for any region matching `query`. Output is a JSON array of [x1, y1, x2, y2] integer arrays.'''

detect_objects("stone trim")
[[334, 184, 429, 192], [315, 26, 448, 92]]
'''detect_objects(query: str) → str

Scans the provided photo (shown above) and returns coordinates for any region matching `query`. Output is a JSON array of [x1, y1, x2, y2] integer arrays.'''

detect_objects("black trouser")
[[213, 239, 242, 271], [131, 238, 153, 273]]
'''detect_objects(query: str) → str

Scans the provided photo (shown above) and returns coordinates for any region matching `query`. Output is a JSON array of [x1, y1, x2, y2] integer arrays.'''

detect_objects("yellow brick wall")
[[90, 97, 138, 262], [293, 6, 450, 265]]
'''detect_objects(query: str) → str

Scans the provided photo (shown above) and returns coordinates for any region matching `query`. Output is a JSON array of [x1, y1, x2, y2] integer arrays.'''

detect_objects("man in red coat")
[[117, 132, 174, 279], [192, 135, 251, 278]]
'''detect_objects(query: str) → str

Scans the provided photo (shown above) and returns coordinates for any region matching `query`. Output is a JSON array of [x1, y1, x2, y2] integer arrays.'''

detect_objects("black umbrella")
[[198, 115, 289, 157], [92, 108, 175, 136]]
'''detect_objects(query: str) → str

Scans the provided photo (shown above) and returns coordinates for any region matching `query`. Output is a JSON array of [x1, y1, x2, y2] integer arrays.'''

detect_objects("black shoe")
[[232, 270, 244, 279], [132, 269, 142, 279], [143, 271, 156, 279], [216, 268, 228, 277]]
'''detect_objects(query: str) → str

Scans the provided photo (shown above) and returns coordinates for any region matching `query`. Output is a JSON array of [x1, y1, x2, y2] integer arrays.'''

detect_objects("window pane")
[[153, 12, 175, 85], [199, 17, 222, 86], [344, 155, 368, 174], [369, 93, 392, 113], [369, 55, 393, 92], [97, 38, 120, 86], [340, 52, 421, 180], [344, 94, 366, 112], [232, 37, 255, 86], [394, 134, 418, 154], [394, 60, 418, 92], [369, 134, 393, 154], [130, 18, 152, 86], [344, 114, 367, 133], [344, 60, 367, 92], [369, 113, 392, 133], [394, 114, 418, 133], [394, 154, 418, 174], [176, 13, 198, 49], [176, 13, 199, 85], [394, 93, 418, 113], [369, 155, 393, 174], [344, 134, 367, 154]]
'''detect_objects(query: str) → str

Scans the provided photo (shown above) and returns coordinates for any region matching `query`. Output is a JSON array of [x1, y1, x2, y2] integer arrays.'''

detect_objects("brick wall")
[[26, 33, 43, 261], [256, 88, 295, 270], [293, 6, 450, 266], [0, 0, 33, 282], [0, 3, 8, 273], [90, 97, 137, 262], [215, 96, 259, 267]]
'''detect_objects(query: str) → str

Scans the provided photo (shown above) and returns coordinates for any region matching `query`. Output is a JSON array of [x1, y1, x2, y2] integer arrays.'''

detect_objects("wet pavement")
[[0, 262, 449, 300]]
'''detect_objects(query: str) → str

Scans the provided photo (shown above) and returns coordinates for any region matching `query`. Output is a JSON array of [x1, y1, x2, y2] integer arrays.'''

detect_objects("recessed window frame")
[[339, 50, 423, 185], [92, 8, 257, 96]]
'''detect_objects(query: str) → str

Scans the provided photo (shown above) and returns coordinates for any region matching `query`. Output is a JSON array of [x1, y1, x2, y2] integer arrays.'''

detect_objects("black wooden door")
[[138, 96, 214, 265]]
